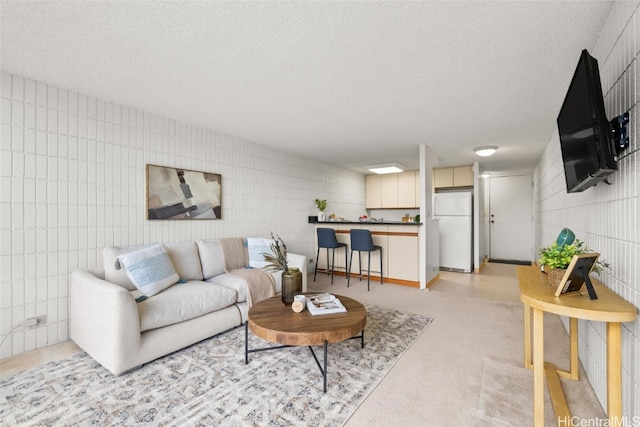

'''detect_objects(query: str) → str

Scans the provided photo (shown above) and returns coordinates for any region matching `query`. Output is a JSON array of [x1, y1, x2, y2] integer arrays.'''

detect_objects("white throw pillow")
[[117, 244, 179, 296], [197, 240, 226, 278], [164, 241, 204, 281], [103, 244, 152, 291], [246, 237, 273, 269]]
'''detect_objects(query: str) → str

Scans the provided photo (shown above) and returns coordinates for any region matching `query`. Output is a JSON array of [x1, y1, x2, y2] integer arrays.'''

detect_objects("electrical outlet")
[[309, 258, 314, 264], [24, 315, 47, 329]]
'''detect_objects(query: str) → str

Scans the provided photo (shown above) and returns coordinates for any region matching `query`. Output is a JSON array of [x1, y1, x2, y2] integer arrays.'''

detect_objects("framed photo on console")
[[555, 253, 600, 298], [146, 164, 222, 220]]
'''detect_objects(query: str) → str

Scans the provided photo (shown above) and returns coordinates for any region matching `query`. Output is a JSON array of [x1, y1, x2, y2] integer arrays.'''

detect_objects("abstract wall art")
[[146, 164, 222, 220]]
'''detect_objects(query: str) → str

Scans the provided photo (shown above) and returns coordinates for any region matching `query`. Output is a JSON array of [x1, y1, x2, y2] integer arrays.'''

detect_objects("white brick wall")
[[0, 73, 366, 358], [533, 1, 640, 418]]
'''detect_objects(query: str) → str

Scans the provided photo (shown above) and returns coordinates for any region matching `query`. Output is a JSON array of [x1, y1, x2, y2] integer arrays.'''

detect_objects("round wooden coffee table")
[[245, 294, 367, 392]]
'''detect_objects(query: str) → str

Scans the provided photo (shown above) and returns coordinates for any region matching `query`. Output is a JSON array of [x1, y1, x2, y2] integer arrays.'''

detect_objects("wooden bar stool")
[[348, 229, 383, 291], [314, 228, 348, 285]]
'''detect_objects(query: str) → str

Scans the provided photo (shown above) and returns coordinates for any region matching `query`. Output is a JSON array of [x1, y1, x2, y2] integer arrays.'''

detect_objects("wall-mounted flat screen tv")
[[557, 49, 617, 193]]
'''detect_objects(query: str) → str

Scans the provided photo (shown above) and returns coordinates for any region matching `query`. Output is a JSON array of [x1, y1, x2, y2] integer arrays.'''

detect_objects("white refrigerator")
[[433, 191, 473, 272]]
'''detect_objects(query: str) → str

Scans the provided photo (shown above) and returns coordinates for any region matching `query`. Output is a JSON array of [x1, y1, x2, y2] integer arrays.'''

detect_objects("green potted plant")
[[538, 239, 609, 286], [315, 199, 327, 221]]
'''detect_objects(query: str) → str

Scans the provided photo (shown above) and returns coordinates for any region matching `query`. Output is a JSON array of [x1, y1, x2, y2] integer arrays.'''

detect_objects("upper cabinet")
[[397, 172, 417, 208], [365, 174, 382, 208], [433, 165, 473, 189], [366, 171, 419, 209]]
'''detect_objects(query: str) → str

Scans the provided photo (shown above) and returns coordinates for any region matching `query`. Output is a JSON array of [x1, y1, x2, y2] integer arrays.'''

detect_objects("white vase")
[[318, 211, 325, 222]]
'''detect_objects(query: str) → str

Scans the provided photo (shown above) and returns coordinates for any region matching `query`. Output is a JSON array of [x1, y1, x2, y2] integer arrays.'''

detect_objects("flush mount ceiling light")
[[366, 162, 406, 174], [474, 146, 499, 157]]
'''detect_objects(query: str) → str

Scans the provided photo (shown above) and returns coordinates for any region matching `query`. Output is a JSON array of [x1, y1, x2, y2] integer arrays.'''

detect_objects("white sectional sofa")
[[70, 237, 307, 375]]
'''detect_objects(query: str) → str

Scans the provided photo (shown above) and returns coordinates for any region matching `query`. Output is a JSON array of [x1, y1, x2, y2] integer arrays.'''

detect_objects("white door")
[[489, 175, 532, 261]]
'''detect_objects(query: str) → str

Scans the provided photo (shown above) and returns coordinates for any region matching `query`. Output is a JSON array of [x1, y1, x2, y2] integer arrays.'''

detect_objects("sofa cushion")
[[246, 237, 273, 269], [165, 242, 203, 281], [134, 281, 237, 332], [117, 244, 179, 297], [103, 244, 152, 291], [197, 239, 226, 279], [206, 273, 248, 303]]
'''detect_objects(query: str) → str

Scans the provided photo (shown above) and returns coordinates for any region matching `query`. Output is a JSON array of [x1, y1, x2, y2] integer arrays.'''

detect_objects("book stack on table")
[[305, 293, 347, 315]]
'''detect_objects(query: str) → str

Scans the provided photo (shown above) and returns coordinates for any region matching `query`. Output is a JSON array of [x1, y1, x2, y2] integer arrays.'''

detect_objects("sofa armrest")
[[70, 269, 141, 375], [287, 253, 308, 292]]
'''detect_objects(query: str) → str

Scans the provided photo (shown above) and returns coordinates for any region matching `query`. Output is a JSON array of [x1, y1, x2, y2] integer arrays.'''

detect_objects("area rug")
[[1, 305, 432, 426]]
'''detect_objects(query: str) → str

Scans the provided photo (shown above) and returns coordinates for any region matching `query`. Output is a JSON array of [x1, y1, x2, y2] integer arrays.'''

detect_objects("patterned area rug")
[[1, 306, 432, 426]]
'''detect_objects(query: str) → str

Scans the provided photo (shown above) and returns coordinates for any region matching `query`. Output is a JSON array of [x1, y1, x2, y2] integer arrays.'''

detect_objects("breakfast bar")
[[314, 222, 421, 287]]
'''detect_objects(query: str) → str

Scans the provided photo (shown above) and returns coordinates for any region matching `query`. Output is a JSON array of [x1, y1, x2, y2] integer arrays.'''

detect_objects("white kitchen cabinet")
[[433, 165, 473, 189], [397, 171, 417, 208], [387, 225, 419, 281], [365, 174, 382, 208], [453, 166, 474, 186], [380, 174, 398, 207], [365, 171, 419, 209]]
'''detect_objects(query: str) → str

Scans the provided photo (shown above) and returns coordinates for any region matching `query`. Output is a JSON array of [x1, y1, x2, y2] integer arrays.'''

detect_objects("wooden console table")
[[517, 265, 636, 427]]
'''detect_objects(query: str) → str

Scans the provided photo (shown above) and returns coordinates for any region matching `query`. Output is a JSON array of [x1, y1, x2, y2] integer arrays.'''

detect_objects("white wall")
[[419, 144, 439, 287], [472, 162, 483, 271], [0, 72, 366, 358], [533, 1, 639, 417]]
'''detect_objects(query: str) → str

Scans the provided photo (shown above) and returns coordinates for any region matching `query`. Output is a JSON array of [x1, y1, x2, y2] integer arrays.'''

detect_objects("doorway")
[[488, 175, 533, 263]]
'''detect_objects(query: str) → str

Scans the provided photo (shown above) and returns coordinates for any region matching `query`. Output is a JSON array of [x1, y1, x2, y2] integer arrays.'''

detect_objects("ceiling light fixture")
[[474, 146, 499, 157], [366, 162, 406, 174]]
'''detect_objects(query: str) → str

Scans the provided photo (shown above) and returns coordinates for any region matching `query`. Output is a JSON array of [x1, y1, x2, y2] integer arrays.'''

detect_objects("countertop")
[[315, 221, 422, 225]]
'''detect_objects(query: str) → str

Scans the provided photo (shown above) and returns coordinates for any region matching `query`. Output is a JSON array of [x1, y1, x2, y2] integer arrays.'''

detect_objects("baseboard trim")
[[426, 274, 440, 289], [315, 271, 420, 288]]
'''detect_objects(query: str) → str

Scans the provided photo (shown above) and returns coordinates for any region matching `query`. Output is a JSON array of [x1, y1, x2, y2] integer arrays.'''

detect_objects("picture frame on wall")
[[146, 164, 222, 220]]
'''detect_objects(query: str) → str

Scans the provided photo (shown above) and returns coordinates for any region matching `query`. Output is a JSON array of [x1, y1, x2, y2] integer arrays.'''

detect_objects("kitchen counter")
[[316, 221, 422, 225], [314, 223, 420, 287]]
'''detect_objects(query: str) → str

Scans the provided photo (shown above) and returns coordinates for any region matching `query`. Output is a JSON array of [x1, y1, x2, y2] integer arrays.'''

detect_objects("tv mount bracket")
[[610, 112, 630, 155]]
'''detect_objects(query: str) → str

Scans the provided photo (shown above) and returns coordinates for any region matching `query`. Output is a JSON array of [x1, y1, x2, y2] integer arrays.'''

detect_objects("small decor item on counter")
[[414, 214, 420, 222], [402, 213, 412, 222], [359, 215, 368, 222], [315, 199, 327, 222], [261, 233, 302, 305]]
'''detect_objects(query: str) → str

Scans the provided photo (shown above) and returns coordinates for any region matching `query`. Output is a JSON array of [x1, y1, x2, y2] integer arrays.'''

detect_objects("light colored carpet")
[[310, 265, 607, 426], [0, 305, 432, 426], [472, 358, 555, 426], [470, 357, 607, 427]]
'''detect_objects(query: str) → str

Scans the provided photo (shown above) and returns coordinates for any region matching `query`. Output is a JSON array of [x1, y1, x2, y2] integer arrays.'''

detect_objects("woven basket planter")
[[547, 268, 566, 288]]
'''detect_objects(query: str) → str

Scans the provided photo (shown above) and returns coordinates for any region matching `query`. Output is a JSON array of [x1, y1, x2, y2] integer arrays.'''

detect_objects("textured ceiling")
[[1, 1, 612, 174]]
